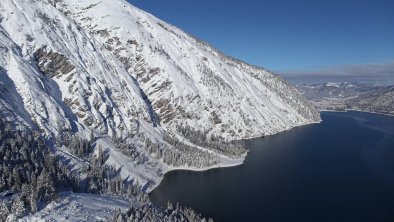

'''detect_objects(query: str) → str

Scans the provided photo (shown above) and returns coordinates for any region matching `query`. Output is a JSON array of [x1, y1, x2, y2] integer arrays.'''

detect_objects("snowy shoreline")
[[147, 120, 323, 193], [319, 109, 394, 117], [149, 110, 392, 194], [148, 153, 247, 193]]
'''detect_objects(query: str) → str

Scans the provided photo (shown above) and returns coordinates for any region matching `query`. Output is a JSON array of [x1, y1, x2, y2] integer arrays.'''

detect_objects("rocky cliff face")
[[0, 0, 319, 188]]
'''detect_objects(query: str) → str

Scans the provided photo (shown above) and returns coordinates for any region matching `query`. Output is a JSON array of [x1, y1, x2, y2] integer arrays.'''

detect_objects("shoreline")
[[320, 109, 394, 117], [147, 120, 321, 193], [148, 154, 247, 193], [165, 155, 246, 173]]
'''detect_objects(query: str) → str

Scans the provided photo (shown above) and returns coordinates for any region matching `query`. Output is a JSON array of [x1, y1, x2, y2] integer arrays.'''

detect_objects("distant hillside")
[[296, 82, 394, 115]]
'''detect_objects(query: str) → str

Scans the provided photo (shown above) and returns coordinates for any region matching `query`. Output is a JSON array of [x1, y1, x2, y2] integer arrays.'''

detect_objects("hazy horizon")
[[130, 0, 394, 85]]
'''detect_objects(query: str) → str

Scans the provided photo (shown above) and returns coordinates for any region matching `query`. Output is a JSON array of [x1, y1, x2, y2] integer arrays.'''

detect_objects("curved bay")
[[150, 111, 394, 222]]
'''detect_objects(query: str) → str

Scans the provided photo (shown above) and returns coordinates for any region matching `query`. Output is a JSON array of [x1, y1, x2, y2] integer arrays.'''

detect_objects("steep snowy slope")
[[0, 0, 158, 137], [60, 0, 319, 141], [0, 0, 319, 189], [0, 0, 167, 187]]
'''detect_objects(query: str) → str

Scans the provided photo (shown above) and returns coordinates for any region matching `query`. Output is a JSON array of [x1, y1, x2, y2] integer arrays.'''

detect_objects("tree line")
[[0, 118, 147, 220]]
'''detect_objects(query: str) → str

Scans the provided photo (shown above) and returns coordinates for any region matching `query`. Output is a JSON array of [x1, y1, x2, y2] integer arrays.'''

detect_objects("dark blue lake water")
[[150, 111, 394, 222]]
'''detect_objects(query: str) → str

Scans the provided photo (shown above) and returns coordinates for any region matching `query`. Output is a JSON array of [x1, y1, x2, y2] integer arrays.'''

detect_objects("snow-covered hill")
[[346, 86, 394, 115], [0, 0, 319, 189], [296, 82, 394, 115]]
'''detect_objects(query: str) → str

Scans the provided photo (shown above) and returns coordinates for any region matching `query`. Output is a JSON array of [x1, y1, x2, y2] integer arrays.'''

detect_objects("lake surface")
[[150, 111, 394, 222]]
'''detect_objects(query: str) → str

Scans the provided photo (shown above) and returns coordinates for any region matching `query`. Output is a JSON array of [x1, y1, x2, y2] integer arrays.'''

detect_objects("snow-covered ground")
[[0, 0, 318, 195], [21, 192, 132, 222], [296, 82, 394, 115], [0, 0, 322, 220]]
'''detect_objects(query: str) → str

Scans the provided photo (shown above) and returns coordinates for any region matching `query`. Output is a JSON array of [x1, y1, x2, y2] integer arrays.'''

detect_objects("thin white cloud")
[[279, 60, 394, 85]]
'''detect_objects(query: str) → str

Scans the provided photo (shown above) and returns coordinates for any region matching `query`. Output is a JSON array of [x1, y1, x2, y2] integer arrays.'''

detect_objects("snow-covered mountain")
[[346, 85, 394, 115], [296, 82, 374, 100], [0, 0, 319, 189], [296, 82, 394, 115]]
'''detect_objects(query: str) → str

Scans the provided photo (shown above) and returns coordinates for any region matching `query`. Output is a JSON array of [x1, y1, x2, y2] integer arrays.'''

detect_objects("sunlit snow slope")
[[0, 0, 319, 189]]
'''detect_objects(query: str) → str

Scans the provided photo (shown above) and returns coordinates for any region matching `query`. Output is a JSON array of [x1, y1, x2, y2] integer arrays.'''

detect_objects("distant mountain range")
[[296, 82, 394, 115]]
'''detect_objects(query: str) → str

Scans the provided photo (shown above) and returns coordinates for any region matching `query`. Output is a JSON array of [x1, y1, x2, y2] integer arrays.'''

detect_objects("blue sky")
[[129, 0, 394, 83]]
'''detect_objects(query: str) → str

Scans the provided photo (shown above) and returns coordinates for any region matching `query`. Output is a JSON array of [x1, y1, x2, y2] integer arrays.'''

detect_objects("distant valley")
[[296, 82, 394, 115]]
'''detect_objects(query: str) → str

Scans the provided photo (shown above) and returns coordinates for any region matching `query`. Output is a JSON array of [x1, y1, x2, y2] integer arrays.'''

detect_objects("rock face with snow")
[[0, 0, 319, 188], [61, 0, 319, 139]]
